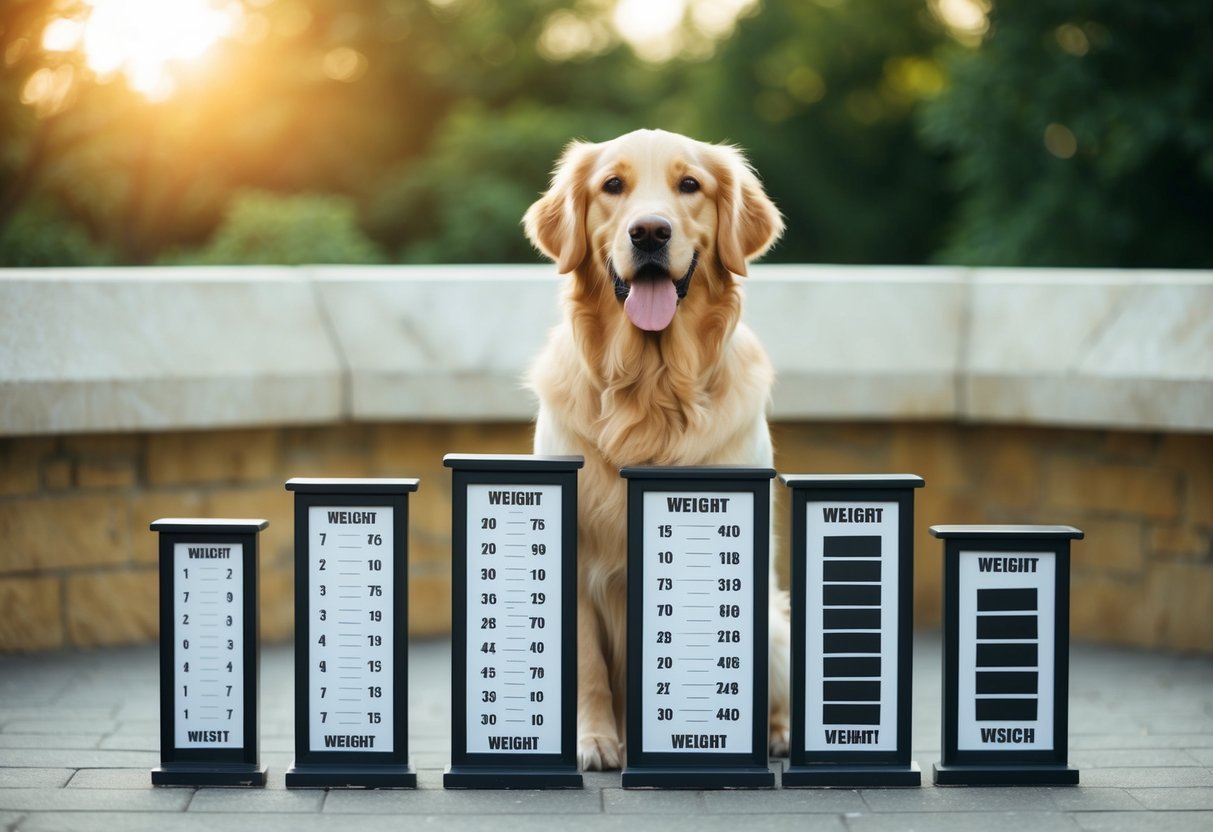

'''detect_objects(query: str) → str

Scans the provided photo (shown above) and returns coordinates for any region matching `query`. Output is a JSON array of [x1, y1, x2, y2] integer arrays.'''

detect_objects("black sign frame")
[[781, 474, 923, 787], [151, 518, 268, 787], [931, 524, 1081, 786], [284, 478, 419, 789], [621, 466, 776, 789], [443, 454, 584, 788]]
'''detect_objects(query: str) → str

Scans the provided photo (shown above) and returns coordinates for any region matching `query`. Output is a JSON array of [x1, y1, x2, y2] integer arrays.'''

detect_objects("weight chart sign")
[[307, 506, 394, 753], [956, 550, 1055, 751], [803, 502, 899, 753], [152, 517, 266, 787], [782, 475, 922, 787], [623, 467, 774, 788], [286, 478, 417, 789], [174, 542, 245, 748], [445, 455, 582, 789], [641, 491, 756, 753], [931, 524, 1080, 786], [464, 484, 563, 753]]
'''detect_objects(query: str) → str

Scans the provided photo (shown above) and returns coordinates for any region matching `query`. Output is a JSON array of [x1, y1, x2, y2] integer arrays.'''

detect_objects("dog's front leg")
[[577, 587, 622, 770], [768, 587, 792, 757]]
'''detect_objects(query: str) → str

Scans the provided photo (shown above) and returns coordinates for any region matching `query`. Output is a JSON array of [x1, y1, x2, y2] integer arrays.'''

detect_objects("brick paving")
[[1, 634, 1211, 831]]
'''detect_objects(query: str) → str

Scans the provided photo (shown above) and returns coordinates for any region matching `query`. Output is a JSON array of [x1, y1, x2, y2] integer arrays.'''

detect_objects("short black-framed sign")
[[151, 518, 268, 787], [621, 466, 776, 789], [781, 474, 924, 788], [930, 524, 1082, 786], [443, 454, 584, 789], [284, 478, 419, 789]]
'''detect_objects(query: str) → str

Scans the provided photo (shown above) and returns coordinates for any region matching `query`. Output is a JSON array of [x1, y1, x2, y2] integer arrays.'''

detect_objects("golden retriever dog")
[[523, 128, 790, 770]]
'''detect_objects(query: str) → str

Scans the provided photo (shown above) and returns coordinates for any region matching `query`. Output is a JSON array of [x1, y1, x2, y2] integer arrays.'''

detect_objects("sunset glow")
[[611, 0, 756, 62], [42, 0, 242, 101]]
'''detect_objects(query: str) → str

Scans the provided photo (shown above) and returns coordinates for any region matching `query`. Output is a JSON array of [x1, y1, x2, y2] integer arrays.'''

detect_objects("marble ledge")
[[0, 265, 1209, 435]]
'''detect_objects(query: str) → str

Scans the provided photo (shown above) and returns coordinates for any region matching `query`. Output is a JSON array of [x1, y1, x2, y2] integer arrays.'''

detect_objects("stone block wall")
[[2, 422, 1209, 653]]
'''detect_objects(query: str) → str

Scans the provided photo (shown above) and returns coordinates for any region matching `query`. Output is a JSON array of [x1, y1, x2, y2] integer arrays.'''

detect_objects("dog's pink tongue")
[[624, 278, 677, 331]]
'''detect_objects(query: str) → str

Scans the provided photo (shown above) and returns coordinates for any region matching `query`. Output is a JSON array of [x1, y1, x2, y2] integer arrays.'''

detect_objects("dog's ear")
[[709, 145, 784, 277], [524, 141, 599, 274]]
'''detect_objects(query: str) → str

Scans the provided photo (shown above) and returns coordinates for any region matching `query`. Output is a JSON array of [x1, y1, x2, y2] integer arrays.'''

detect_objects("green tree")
[[677, 0, 955, 264], [921, 0, 1213, 267], [0, 0, 452, 264], [363, 1, 677, 263], [0, 200, 109, 266], [166, 191, 384, 265]]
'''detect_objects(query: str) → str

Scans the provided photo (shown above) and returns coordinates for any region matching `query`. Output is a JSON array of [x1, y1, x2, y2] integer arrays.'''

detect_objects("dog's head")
[[524, 129, 783, 332]]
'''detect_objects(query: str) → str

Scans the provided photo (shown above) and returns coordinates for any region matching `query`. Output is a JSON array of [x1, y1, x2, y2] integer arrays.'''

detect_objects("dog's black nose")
[[628, 215, 672, 253]]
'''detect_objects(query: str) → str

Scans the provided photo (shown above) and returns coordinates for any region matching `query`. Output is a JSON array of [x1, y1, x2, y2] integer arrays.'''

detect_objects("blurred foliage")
[[0, 199, 110, 266], [162, 190, 385, 264], [0, 0, 1210, 268], [921, 0, 1213, 267], [678, 0, 954, 263], [369, 102, 639, 262]]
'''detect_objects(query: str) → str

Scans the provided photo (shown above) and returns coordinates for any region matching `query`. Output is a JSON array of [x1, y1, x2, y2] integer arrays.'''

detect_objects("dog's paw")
[[768, 726, 790, 758], [578, 734, 623, 770]]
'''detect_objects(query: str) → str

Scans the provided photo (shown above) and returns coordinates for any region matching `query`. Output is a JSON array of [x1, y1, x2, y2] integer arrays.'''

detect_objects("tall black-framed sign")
[[781, 474, 924, 787], [621, 466, 776, 789], [151, 518, 268, 787], [931, 524, 1082, 786], [284, 478, 419, 788], [443, 454, 584, 788]]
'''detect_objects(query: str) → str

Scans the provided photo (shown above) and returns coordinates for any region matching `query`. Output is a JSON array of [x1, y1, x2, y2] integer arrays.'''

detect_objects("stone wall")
[[2, 422, 1209, 653], [3, 265, 1209, 653]]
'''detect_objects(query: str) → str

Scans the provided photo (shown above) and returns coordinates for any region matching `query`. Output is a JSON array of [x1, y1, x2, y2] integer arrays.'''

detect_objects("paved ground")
[[1, 634, 1211, 831]]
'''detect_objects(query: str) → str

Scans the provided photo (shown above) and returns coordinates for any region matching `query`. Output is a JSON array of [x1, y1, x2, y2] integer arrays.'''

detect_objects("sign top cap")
[[150, 518, 269, 533], [621, 465, 776, 481], [443, 454, 584, 471], [780, 473, 924, 489], [930, 524, 1084, 540], [285, 478, 420, 494]]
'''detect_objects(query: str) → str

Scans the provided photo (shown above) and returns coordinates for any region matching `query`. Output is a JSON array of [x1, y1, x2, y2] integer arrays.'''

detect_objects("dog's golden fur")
[[524, 129, 790, 770]]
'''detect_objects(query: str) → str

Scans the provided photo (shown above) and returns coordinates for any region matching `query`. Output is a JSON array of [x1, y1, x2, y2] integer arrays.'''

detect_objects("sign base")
[[443, 765, 583, 789], [932, 762, 1079, 786], [782, 761, 921, 788], [284, 761, 416, 789], [151, 763, 267, 787], [621, 766, 775, 789]]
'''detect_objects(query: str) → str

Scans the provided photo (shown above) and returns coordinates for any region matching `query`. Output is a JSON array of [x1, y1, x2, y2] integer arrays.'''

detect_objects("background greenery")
[[1, 0, 1209, 268]]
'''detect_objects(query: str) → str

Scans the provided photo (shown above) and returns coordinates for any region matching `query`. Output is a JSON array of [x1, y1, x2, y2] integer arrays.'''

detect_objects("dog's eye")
[[603, 176, 624, 195], [678, 176, 700, 194]]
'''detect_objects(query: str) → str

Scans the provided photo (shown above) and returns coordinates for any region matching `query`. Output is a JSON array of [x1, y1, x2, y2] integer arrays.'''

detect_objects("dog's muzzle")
[[610, 252, 700, 302]]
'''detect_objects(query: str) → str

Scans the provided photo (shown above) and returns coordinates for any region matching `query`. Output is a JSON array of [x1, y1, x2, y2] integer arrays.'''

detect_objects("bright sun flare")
[[610, 0, 756, 62], [42, 0, 241, 101]]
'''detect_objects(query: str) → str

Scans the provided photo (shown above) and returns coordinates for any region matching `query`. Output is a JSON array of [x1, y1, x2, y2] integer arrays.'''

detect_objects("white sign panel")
[[641, 491, 755, 754], [464, 484, 564, 753], [804, 501, 898, 753], [307, 505, 394, 753], [174, 542, 244, 748], [956, 550, 1055, 751]]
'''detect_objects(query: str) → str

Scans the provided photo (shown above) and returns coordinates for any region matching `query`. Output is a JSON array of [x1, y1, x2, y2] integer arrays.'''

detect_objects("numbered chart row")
[[152, 465, 1082, 791]]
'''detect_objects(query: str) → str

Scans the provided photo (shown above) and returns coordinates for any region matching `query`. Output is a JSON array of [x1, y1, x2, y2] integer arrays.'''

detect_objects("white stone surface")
[[309, 265, 560, 421], [964, 270, 1213, 431], [1, 265, 1209, 435], [0, 268, 343, 435], [747, 265, 965, 419]]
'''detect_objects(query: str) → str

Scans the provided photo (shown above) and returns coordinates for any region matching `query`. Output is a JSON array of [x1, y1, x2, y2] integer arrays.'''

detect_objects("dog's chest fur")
[[530, 311, 774, 576]]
